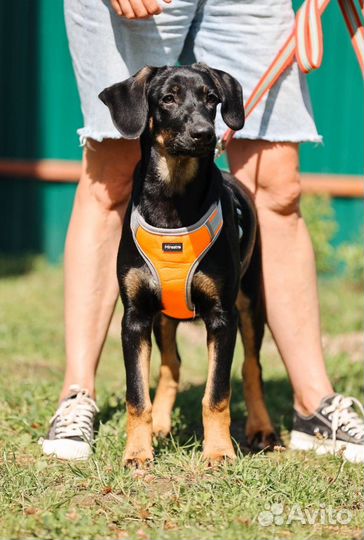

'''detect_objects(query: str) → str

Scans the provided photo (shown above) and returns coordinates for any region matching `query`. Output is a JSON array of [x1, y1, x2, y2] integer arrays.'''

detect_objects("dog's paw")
[[123, 447, 154, 468], [152, 414, 172, 438], [203, 445, 236, 467], [247, 429, 284, 452]]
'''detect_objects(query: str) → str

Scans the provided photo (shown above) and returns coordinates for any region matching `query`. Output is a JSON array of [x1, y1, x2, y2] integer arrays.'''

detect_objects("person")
[[41, 0, 364, 462]]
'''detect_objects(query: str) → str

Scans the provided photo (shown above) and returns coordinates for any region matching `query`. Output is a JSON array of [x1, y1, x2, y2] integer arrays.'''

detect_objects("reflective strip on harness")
[[130, 201, 223, 320]]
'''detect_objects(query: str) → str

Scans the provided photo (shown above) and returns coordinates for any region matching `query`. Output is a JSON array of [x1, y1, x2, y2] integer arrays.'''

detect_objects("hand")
[[110, 0, 172, 19]]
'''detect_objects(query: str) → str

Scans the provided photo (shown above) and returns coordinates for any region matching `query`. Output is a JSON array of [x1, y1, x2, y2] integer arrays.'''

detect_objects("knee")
[[244, 143, 302, 216], [257, 167, 302, 216], [80, 139, 139, 212]]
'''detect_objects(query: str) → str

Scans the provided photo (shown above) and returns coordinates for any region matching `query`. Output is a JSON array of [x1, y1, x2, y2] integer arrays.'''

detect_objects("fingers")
[[111, 0, 122, 16], [119, 0, 146, 18], [142, 0, 163, 15], [111, 0, 164, 19]]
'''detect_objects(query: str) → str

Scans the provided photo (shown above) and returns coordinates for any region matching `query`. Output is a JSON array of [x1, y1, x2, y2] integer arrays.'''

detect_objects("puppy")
[[100, 64, 278, 466]]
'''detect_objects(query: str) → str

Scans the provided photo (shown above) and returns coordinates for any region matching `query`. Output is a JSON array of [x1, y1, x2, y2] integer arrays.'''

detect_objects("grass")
[[0, 257, 363, 540]]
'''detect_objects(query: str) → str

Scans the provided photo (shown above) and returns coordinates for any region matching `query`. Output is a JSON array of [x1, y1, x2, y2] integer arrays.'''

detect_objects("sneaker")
[[40, 385, 99, 460], [290, 394, 364, 463]]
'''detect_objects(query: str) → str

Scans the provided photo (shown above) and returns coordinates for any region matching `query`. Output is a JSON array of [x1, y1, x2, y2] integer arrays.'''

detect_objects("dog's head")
[[99, 64, 244, 157]]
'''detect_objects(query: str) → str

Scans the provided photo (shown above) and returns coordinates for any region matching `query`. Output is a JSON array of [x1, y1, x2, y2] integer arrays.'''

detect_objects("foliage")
[[301, 195, 363, 282], [336, 242, 364, 284], [301, 195, 338, 274]]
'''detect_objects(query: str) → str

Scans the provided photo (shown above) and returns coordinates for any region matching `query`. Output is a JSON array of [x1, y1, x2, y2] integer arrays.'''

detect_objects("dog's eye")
[[207, 93, 218, 105], [162, 94, 175, 104]]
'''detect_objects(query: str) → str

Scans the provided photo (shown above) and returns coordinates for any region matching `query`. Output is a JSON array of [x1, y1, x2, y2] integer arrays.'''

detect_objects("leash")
[[215, 0, 364, 158]]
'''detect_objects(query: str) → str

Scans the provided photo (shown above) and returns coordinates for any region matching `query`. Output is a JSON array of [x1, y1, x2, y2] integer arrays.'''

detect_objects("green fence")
[[0, 0, 363, 262]]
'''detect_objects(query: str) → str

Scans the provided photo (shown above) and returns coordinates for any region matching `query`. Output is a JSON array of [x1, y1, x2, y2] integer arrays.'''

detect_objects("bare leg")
[[61, 139, 140, 400], [228, 140, 333, 415]]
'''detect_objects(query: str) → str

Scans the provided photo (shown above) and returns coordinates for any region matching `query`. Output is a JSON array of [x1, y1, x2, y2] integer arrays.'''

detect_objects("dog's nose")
[[190, 125, 214, 143]]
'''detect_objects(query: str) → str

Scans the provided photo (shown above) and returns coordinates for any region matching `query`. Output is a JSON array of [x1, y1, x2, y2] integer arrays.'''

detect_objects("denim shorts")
[[64, 0, 321, 144]]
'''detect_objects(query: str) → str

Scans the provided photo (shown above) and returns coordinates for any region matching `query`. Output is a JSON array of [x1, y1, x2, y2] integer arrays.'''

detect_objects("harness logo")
[[162, 242, 183, 253]]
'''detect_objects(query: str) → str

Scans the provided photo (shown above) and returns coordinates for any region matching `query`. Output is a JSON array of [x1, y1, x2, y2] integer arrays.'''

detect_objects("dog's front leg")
[[122, 307, 154, 467], [202, 309, 238, 465], [152, 314, 180, 437]]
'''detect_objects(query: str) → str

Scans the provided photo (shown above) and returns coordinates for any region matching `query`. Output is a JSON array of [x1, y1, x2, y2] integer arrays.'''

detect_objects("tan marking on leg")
[[193, 272, 220, 301], [149, 117, 154, 130], [124, 268, 156, 300], [152, 317, 179, 436], [202, 340, 236, 464], [236, 291, 276, 448], [124, 340, 153, 466]]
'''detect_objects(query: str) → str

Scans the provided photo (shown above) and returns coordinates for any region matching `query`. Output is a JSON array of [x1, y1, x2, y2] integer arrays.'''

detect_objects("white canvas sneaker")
[[40, 385, 99, 460], [290, 393, 364, 463]]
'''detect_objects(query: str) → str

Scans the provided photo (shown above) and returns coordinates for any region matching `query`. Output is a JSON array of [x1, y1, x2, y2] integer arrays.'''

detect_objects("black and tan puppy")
[[99, 64, 278, 466]]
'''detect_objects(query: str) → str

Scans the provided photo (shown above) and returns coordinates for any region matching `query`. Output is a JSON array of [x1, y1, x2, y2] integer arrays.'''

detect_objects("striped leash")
[[215, 0, 364, 158]]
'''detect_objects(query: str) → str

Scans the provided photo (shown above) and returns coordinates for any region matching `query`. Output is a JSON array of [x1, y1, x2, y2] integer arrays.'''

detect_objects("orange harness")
[[131, 201, 223, 320]]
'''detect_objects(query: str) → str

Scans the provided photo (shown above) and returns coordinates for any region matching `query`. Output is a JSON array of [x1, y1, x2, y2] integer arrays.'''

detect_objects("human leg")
[[62, 139, 140, 400]]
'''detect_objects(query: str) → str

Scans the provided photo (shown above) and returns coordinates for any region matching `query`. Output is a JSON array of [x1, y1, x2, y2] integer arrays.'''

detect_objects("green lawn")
[[0, 258, 363, 540]]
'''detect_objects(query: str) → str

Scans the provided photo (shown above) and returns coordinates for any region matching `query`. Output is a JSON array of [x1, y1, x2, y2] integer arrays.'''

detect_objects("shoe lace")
[[322, 394, 364, 451], [50, 385, 99, 442]]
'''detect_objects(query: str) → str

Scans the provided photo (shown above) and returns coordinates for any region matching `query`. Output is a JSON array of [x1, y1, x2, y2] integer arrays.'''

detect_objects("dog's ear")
[[98, 66, 158, 139], [193, 64, 244, 131]]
